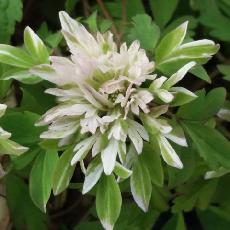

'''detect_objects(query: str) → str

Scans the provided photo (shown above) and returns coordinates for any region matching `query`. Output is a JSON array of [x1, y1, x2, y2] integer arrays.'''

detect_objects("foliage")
[[0, 0, 229, 229]]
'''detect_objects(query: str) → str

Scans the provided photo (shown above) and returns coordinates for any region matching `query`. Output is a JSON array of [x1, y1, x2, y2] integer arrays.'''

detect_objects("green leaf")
[[11, 147, 39, 170], [128, 14, 160, 51], [21, 83, 56, 114], [45, 32, 62, 48], [167, 146, 196, 188], [0, 73, 11, 98], [85, 11, 98, 33], [0, 44, 36, 68], [162, 213, 186, 230], [155, 21, 187, 64], [52, 147, 75, 195], [198, 207, 230, 230], [182, 121, 230, 169], [29, 150, 58, 212], [0, 0, 23, 43], [177, 88, 226, 120], [99, 19, 112, 33], [171, 87, 197, 106], [65, 0, 80, 13], [3, 69, 42, 84], [24, 27, 49, 63], [196, 0, 230, 42], [96, 174, 122, 229], [150, 0, 179, 28], [150, 186, 169, 212], [218, 64, 230, 81], [5, 174, 47, 230], [104, 0, 145, 20], [130, 158, 152, 212], [172, 180, 217, 212], [190, 65, 211, 83], [0, 111, 45, 145], [113, 162, 132, 179], [115, 202, 160, 230], [141, 143, 164, 187], [196, 179, 218, 210]]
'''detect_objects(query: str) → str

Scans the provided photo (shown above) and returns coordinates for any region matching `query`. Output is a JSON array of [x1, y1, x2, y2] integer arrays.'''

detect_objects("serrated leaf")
[[52, 147, 75, 195], [130, 159, 152, 212], [196, 0, 230, 42], [30, 150, 58, 212], [182, 121, 230, 169], [128, 14, 160, 51], [96, 174, 122, 229], [150, 0, 179, 28], [0, 0, 23, 43], [178, 88, 226, 120], [0, 111, 45, 145]]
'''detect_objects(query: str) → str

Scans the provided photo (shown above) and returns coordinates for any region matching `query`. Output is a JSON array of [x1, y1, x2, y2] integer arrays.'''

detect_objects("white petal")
[[179, 39, 215, 49], [150, 76, 167, 90], [156, 89, 174, 103], [101, 138, 118, 175], [71, 136, 97, 165], [157, 135, 183, 169], [128, 126, 143, 154], [82, 160, 103, 194], [165, 124, 188, 147], [163, 61, 196, 89], [128, 119, 149, 141]]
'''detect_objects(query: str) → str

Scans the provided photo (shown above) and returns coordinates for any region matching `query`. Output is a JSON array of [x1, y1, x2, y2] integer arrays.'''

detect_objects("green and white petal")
[[0, 139, 28, 156], [0, 127, 11, 139], [114, 162, 132, 179], [163, 61, 196, 89], [155, 89, 174, 103], [128, 125, 144, 154], [164, 123, 188, 147], [149, 76, 167, 91], [71, 135, 97, 165], [130, 159, 152, 212], [170, 87, 197, 106], [156, 134, 183, 169], [82, 157, 103, 194], [205, 167, 230, 179]]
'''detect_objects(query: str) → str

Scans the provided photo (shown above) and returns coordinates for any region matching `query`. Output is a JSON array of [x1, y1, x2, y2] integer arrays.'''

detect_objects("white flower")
[[31, 12, 197, 182]]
